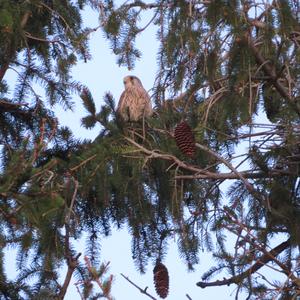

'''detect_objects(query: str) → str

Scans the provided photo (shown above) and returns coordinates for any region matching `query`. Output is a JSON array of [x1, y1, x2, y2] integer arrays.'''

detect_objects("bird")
[[116, 75, 153, 122]]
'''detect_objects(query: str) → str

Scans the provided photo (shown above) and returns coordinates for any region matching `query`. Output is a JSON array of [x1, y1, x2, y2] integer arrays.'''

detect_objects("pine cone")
[[174, 121, 196, 158], [153, 262, 169, 299]]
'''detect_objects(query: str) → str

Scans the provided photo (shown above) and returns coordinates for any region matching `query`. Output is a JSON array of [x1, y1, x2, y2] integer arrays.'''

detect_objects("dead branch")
[[124, 136, 205, 174], [175, 169, 291, 180], [64, 175, 79, 224], [70, 154, 97, 172], [197, 239, 290, 288], [225, 209, 300, 288], [120, 273, 157, 300]]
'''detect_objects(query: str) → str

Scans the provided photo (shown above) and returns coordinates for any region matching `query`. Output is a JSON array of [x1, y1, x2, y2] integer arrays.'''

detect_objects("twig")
[[120, 273, 157, 300], [0, 99, 28, 108], [75, 282, 85, 300], [122, 2, 167, 10], [137, 9, 159, 33], [124, 137, 293, 200], [20, 11, 31, 28], [222, 207, 300, 288], [70, 154, 97, 171], [64, 176, 79, 224], [24, 31, 62, 44], [84, 256, 114, 300], [40, 2, 71, 33], [195, 143, 264, 203]]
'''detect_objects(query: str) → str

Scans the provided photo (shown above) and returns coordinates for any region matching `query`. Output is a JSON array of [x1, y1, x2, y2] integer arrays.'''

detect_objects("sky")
[[3, 3, 280, 300]]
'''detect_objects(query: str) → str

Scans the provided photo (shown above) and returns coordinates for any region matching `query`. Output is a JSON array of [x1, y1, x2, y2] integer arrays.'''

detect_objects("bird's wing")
[[116, 90, 131, 121], [117, 90, 127, 113], [136, 87, 150, 103]]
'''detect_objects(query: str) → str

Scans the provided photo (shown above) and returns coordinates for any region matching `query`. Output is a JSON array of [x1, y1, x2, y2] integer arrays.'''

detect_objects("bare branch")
[[57, 223, 81, 300], [197, 239, 291, 288], [70, 154, 97, 172], [121, 273, 157, 300], [57, 253, 81, 300], [247, 36, 291, 100], [175, 169, 292, 180], [124, 136, 204, 174], [64, 175, 79, 224]]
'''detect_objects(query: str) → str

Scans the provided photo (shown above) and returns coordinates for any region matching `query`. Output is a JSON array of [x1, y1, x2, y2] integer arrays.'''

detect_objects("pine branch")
[[175, 169, 292, 180], [0, 100, 29, 113], [122, 2, 166, 10], [245, 31, 300, 118], [58, 253, 81, 300], [84, 256, 114, 300], [124, 136, 204, 173], [125, 137, 269, 202], [120, 273, 157, 300], [57, 223, 81, 300], [196, 239, 291, 288], [58, 213, 81, 299], [124, 137, 295, 195], [247, 36, 291, 100], [0, 11, 31, 83]]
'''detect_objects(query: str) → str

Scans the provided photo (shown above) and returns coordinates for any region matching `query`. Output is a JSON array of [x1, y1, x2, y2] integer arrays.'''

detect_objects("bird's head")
[[123, 75, 142, 89]]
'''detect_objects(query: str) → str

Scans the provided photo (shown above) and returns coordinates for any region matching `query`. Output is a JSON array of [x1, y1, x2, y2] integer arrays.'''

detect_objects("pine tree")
[[0, 1, 101, 298], [1, 0, 300, 299]]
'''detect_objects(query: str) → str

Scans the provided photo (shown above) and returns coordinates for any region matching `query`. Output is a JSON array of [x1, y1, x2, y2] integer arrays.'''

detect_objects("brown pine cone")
[[153, 262, 169, 299], [174, 121, 196, 158]]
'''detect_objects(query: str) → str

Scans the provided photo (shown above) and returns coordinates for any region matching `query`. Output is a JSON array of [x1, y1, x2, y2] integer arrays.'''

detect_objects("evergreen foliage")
[[1, 0, 300, 299]]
